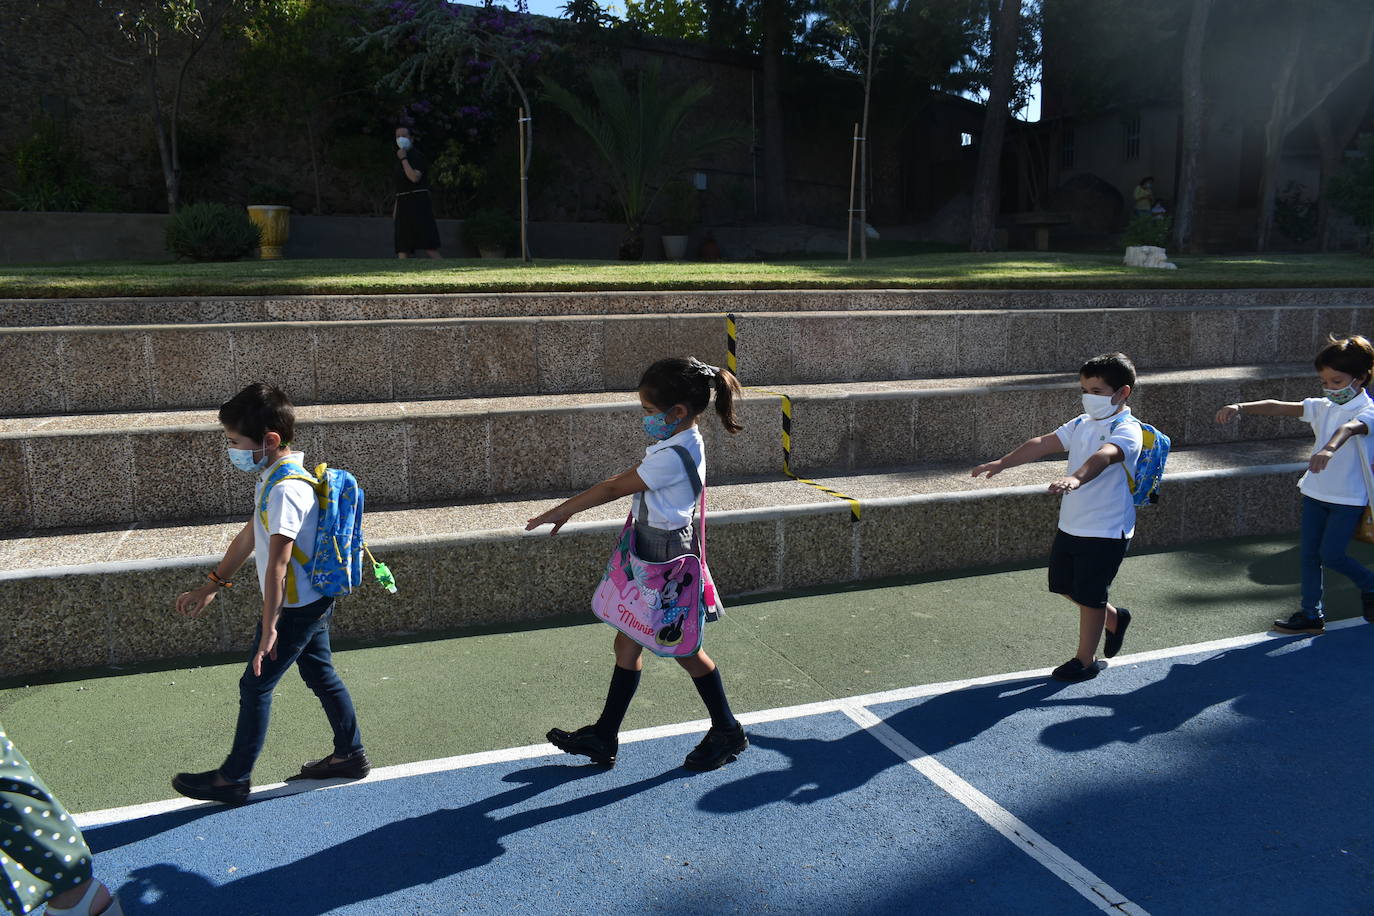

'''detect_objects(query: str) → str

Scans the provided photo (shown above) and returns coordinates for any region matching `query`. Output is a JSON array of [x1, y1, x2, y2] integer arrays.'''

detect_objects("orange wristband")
[[208, 571, 234, 589]]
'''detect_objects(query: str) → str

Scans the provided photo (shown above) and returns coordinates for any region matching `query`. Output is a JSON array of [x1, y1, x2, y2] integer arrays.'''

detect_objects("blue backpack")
[[1113, 417, 1171, 506], [259, 462, 369, 600]]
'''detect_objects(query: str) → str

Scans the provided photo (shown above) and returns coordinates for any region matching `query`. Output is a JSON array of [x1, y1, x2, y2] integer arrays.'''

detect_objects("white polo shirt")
[[1054, 408, 1144, 539], [253, 453, 323, 607], [1298, 393, 1374, 507], [634, 427, 706, 530]]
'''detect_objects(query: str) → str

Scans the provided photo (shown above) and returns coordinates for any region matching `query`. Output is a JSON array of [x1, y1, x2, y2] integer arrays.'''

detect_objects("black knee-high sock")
[[593, 665, 641, 740], [692, 667, 738, 730]]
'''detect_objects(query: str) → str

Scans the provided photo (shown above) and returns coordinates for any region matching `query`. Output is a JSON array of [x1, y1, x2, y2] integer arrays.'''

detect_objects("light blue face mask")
[[227, 444, 269, 473], [396, 136, 412, 150], [642, 411, 680, 441]]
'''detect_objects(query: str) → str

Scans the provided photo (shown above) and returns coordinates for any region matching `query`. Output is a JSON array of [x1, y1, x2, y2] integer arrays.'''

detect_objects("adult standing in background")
[[393, 126, 441, 259], [1132, 176, 1155, 220]]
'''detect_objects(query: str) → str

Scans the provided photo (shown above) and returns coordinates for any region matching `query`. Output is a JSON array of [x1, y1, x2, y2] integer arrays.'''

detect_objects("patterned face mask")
[[227, 444, 269, 473], [642, 410, 680, 441], [1324, 384, 1360, 405]]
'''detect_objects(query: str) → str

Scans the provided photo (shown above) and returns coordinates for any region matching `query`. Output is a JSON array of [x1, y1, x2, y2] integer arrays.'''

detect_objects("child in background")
[[973, 353, 1143, 682], [1217, 334, 1374, 634], [527, 357, 748, 771]]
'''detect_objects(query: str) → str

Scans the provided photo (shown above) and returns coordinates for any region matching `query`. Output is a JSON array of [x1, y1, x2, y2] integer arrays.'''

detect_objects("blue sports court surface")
[[75, 622, 1374, 916]]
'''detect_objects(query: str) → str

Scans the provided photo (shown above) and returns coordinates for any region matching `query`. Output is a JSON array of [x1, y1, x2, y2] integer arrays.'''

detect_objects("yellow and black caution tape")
[[726, 313, 862, 522]]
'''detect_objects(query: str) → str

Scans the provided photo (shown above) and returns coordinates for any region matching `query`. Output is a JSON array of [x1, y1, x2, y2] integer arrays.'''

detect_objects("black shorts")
[[1048, 530, 1130, 609]]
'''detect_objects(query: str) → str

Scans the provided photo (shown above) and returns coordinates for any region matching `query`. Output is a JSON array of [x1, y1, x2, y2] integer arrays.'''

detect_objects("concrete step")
[[0, 439, 1309, 677], [3, 286, 1372, 327], [0, 366, 1312, 532], [1, 303, 1360, 415]]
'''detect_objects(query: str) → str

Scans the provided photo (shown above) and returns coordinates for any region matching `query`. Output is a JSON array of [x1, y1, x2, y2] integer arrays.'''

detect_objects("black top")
[[395, 148, 429, 193]]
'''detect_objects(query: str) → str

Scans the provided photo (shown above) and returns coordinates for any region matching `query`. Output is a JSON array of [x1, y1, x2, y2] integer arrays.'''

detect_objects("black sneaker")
[[1273, 611, 1325, 634], [547, 725, 617, 767], [1103, 607, 1132, 659], [172, 769, 250, 806], [1051, 658, 1100, 683], [1362, 592, 1374, 624], [297, 749, 371, 781], [684, 722, 748, 771]]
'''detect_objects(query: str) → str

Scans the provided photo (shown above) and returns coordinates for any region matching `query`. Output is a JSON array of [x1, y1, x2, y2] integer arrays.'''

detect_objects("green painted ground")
[[3, 252, 1372, 298], [1, 534, 1360, 813]]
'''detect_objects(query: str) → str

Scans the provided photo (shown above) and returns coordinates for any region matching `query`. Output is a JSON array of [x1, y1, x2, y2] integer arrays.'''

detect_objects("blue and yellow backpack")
[[259, 461, 389, 600], [1112, 417, 1171, 506]]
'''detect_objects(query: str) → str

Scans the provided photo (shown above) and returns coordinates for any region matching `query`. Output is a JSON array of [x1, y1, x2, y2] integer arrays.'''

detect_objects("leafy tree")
[[35, 0, 273, 211], [1328, 134, 1374, 254], [544, 63, 748, 258], [360, 0, 549, 249], [222, 0, 388, 215]]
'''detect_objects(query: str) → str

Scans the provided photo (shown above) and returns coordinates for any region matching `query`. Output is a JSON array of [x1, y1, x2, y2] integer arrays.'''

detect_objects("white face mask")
[[1081, 392, 1121, 421], [396, 136, 412, 150]]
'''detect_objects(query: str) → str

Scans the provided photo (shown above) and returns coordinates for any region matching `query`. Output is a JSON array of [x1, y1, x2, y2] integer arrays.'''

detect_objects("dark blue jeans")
[[220, 596, 363, 782], [1299, 495, 1374, 618]]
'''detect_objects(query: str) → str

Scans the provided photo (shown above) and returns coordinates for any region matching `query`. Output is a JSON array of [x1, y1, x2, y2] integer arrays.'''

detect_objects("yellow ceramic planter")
[[246, 205, 291, 259]]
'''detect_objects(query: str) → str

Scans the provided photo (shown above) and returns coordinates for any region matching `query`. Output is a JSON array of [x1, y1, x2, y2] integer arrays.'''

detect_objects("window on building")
[[1123, 115, 1140, 161], [960, 132, 974, 147], [1061, 127, 1075, 168]]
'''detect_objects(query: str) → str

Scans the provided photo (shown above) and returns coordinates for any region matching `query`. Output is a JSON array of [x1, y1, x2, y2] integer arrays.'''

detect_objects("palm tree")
[[545, 63, 748, 259]]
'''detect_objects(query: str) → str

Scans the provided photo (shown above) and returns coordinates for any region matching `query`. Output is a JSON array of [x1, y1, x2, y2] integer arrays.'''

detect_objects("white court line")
[[840, 703, 1150, 916], [73, 622, 1362, 829]]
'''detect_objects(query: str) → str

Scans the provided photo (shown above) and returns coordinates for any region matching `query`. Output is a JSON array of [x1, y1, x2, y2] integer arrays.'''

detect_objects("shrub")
[[1329, 135, 1374, 255], [1122, 212, 1172, 248], [5, 113, 122, 212], [1274, 181, 1318, 244], [165, 202, 262, 261], [462, 208, 517, 250]]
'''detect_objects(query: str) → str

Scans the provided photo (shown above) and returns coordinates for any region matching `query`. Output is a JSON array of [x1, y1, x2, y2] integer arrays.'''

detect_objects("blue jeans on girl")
[[1299, 495, 1374, 618], [220, 596, 363, 782]]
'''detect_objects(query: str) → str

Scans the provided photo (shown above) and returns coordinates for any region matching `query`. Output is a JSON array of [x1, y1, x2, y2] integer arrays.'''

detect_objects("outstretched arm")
[[1310, 419, 1372, 473], [972, 433, 1066, 479], [526, 467, 649, 535], [1216, 400, 1304, 423], [1048, 443, 1125, 495]]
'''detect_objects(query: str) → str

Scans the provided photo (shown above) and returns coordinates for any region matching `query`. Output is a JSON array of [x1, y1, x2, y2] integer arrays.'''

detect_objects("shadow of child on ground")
[[96, 762, 689, 915]]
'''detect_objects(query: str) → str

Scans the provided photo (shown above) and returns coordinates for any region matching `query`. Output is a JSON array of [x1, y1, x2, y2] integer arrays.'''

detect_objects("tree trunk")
[[759, 0, 788, 221], [1255, 26, 1304, 252], [1173, 0, 1212, 254], [969, 0, 1022, 251], [144, 45, 178, 213]]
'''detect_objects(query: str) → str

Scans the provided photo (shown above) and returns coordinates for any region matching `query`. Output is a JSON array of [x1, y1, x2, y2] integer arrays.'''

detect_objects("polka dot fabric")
[[0, 725, 92, 915]]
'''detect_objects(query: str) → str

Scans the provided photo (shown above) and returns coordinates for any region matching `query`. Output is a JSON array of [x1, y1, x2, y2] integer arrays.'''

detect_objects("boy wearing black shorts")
[[972, 353, 1143, 682]]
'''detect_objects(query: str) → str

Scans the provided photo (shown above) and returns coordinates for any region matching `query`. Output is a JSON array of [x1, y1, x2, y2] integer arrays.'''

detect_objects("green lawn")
[[2, 252, 1372, 298]]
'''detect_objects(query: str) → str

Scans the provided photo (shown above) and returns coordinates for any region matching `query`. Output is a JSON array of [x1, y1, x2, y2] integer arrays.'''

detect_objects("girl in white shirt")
[[527, 357, 748, 771], [1217, 334, 1374, 634]]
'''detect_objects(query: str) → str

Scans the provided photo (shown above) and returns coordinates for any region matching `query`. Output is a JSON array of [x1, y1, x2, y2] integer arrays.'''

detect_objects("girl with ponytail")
[[526, 357, 747, 771]]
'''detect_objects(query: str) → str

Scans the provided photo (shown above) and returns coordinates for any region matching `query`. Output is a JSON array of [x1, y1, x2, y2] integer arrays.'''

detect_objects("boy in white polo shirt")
[[1217, 334, 1374, 634], [169, 382, 369, 804], [973, 353, 1143, 682]]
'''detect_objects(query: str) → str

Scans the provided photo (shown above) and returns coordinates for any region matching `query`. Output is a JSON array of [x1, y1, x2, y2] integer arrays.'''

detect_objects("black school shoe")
[[1103, 608, 1132, 659], [1273, 611, 1325, 634], [547, 725, 617, 767], [297, 750, 371, 781], [1362, 592, 1374, 623], [172, 769, 250, 805], [684, 722, 748, 771], [1051, 658, 1100, 683]]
